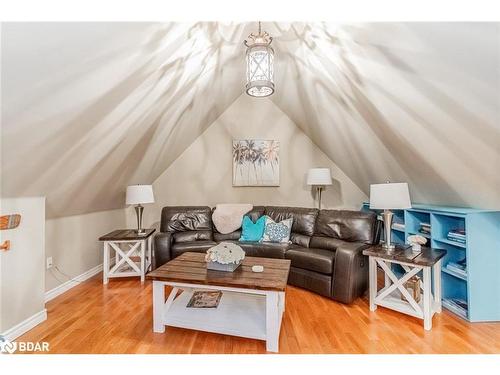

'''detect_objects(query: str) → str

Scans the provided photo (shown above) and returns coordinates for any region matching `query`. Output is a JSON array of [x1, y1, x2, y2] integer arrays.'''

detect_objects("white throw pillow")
[[261, 216, 293, 243], [212, 203, 253, 234]]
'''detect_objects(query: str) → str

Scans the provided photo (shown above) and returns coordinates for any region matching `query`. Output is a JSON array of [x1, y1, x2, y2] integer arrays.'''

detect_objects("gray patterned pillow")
[[261, 216, 293, 243]]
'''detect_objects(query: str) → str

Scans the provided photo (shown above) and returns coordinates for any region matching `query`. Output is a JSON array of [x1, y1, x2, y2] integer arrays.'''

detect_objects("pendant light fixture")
[[244, 21, 275, 97]]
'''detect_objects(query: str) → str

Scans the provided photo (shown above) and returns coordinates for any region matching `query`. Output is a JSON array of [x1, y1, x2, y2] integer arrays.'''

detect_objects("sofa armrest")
[[153, 232, 173, 269], [332, 241, 370, 304]]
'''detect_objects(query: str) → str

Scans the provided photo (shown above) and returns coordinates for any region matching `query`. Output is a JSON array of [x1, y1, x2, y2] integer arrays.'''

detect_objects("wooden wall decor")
[[0, 214, 21, 230]]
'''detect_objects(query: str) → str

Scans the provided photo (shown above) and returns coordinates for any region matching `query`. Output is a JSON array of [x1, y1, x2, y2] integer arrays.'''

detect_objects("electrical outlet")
[[46, 257, 53, 269]]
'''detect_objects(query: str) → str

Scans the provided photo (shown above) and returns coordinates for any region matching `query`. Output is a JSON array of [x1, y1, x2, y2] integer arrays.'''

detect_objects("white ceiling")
[[1, 22, 499, 218]]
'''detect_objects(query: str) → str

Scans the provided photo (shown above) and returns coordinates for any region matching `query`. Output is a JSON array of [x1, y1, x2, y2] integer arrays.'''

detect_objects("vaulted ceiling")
[[1, 22, 499, 218]]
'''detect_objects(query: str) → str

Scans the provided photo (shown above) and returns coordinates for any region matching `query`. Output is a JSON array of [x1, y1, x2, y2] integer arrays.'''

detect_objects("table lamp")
[[370, 182, 411, 251], [126, 185, 155, 235], [307, 168, 332, 209]]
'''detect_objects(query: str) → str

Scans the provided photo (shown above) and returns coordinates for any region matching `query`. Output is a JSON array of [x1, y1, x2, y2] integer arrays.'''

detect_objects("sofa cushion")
[[227, 241, 289, 259], [314, 210, 377, 244], [171, 241, 217, 257], [214, 231, 241, 242], [290, 233, 311, 248], [309, 236, 346, 251], [173, 230, 213, 243], [161, 206, 212, 232], [264, 206, 319, 236], [285, 247, 335, 274]]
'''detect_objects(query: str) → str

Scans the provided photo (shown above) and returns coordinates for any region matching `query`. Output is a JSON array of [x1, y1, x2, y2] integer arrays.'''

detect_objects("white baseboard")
[[1, 309, 47, 341], [45, 262, 105, 302]]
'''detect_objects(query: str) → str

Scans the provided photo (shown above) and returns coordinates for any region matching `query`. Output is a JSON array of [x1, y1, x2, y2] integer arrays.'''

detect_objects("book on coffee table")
[[186, 290, 223, 308]]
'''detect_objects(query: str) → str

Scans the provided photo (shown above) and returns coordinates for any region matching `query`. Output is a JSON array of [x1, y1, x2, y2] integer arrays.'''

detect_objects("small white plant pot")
[[411, 243, 422, 252]]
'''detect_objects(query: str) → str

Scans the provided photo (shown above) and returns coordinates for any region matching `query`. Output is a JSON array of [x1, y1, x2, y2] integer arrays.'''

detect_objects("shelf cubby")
[[405, 210, 431, 237]]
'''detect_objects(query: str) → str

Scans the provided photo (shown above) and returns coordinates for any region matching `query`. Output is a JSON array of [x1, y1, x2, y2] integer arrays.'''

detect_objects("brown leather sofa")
[[153, 205, 380, 304]]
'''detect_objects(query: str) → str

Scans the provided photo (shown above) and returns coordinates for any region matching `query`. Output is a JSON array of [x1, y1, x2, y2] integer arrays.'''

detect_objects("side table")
[[99, 229, 156, 284], [363, 245, 446, 330]]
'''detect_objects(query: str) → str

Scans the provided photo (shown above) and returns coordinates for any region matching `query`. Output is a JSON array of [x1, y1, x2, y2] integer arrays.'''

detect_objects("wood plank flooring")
[[18, 273, 500, 354]]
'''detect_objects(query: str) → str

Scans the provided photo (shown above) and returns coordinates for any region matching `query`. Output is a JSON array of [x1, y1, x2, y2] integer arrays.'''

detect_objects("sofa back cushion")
[[264, 206, 319, 237], [160, 206, 213, 233], [173, 230, 213, 243], [246, 206, 266, 223], [314, 210, 377, 244], [291, 233, 312, 248]]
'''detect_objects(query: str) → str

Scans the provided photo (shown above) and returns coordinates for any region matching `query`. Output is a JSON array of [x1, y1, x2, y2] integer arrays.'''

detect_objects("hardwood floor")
[[19, 273, 500, 354]]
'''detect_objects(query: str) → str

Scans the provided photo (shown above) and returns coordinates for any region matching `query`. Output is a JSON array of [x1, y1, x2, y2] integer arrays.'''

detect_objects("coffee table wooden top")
[[147, 252, 291, 291]]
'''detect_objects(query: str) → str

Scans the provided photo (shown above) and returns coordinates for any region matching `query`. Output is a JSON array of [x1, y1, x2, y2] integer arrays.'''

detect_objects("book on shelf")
[[443, 298, 468, 318], [446, 261, 466, 271], [447, 235, 466, 244], [447, 298, 468, 310], [447, 229, 466, 243], [446, 263, 467, 277], [418, 222, 431, 235], [392, 222, 405, 230], [186, 290, 223, 308]]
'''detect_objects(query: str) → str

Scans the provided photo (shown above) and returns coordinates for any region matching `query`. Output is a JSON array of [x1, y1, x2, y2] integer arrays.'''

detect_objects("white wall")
[[45, 208, 127, 292], [0, 197, 45, 334], [136, 94, 367, 229]]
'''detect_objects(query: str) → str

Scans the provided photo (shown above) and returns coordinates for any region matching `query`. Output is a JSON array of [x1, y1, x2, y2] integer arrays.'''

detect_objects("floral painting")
[[232, 140, 280, 186]]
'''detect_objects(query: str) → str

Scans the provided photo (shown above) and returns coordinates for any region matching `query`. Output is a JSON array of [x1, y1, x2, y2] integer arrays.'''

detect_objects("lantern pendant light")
[[244, 21, 275, 97]]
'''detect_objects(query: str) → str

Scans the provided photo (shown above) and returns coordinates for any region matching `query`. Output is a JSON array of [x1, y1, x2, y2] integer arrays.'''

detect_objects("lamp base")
[[316, 186, 325, 210], [134, 205, 145, 235], [382, 209, 396, 252], [381, 242, 396, 252]]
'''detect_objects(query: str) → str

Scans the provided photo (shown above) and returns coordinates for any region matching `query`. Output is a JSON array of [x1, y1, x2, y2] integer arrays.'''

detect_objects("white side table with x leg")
[[99, 229, 155, 284], [363, 245, 446, 330]]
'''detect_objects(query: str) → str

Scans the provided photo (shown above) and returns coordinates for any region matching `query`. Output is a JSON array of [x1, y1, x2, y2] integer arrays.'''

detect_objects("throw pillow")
[[239, 215, 266, 242], [261, 216, 293, 243]]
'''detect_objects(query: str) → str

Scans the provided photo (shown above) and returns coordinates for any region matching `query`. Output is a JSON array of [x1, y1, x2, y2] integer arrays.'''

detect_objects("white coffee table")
[[147, 252, 291, 352]]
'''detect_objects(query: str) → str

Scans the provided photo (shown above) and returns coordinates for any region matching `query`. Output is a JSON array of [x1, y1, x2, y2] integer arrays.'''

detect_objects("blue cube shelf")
[[362, 202, 500, 322]]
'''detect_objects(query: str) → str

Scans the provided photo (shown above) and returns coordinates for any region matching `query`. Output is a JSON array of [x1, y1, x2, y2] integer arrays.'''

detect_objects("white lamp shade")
[[307, 168, 332, 186], [369, 182, 411, 209], [126, 185, 155, 205]]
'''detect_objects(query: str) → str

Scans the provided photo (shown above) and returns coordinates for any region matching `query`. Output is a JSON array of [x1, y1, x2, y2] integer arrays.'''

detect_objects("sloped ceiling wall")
[[1, 22, 251, 217], [2, 22, 499, 218], [269, 22, 500, 208]]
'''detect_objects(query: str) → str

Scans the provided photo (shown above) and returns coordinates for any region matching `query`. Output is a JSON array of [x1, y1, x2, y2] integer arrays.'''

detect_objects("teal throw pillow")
[[239, 215, 266, 242]]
